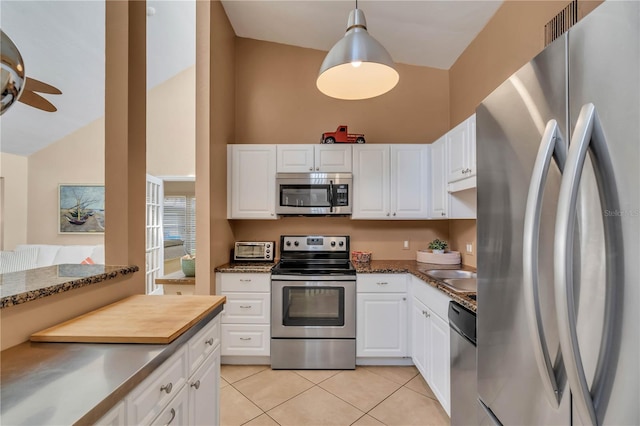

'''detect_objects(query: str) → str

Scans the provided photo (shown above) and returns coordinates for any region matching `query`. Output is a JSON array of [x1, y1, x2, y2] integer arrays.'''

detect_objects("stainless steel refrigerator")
[[476, 1, 639, 425]]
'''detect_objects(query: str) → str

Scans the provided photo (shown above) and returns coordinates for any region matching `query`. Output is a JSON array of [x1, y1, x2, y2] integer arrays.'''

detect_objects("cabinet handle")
[[164, 408, 176, 426], [376, 282, 389, 285], [239, 279, 252, 282], [425, 312, 431, 318], [316, 167, 320, 171], [403, 297, 407, 301], [309, 167, 313, 171], [239, 305, 252, 309], [393, 212, 396, 216], [240, 337, 252, 341], [205, 337, 214, 346], [441, 212, 446, 216], [160, 382, 173, 394], [191, 380, 201, 390], [386, 213, 390, 216]]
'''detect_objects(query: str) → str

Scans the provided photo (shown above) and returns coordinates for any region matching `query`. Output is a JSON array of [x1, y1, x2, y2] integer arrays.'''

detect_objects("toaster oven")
[[233, 241, 275, 262]]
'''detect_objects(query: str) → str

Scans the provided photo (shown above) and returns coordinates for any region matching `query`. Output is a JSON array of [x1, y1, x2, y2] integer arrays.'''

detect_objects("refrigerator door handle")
[[523, 119, 566, 408], [555, 103, 623, 426]]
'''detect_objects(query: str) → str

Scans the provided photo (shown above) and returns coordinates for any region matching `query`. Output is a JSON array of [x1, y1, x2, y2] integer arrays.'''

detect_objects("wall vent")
[[545, 0, 580, 46]]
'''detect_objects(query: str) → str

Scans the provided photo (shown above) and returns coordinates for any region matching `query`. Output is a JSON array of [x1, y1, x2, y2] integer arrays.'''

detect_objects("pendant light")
[[317, 1, 399, 100]]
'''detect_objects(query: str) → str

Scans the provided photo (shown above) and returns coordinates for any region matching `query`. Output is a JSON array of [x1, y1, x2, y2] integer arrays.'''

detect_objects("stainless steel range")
[[271, 235, 356, 369]]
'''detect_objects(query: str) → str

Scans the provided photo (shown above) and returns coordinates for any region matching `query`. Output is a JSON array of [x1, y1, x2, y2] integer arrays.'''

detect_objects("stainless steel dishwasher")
[[449, 301, 477, 426]]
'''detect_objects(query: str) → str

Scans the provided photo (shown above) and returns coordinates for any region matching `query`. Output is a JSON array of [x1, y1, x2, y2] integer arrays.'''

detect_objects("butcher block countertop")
[[0, 295, 225, 426], [31, 295, 225, 344]]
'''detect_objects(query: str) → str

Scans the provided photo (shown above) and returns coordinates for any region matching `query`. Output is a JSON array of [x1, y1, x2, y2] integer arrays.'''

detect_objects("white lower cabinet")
[[410, 276, 451, 416], [356, 274, 408, 358], [95, 314, 222, 426], [218, 272, 271, 357]]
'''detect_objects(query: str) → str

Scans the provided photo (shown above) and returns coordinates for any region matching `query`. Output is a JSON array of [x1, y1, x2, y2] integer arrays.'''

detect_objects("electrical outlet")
[[403, 240, 409, 250], [466, 243, 473, 255]]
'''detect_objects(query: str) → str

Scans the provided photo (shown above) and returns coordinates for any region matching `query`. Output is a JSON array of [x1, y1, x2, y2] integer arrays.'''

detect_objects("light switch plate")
[[466, 243, 473, 254]]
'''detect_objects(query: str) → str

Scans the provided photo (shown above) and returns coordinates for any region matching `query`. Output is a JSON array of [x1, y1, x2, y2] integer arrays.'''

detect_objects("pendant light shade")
[[317, 8, 399, 100]]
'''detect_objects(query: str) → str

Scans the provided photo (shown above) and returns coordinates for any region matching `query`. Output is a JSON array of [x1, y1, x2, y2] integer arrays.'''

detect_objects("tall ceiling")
[[0, 0, 502, 157]]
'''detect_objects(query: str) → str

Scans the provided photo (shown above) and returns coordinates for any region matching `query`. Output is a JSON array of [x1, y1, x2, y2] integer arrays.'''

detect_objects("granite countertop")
[[0, 305, 223, 425], [215, 259, 476, 312], [355, 260, 477, 312], [0, 264, 139, 309], [215, 262, 275, 273]]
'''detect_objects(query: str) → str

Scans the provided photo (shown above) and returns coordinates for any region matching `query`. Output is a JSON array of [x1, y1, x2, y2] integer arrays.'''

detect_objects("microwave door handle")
[[329, 180, 334, 212]]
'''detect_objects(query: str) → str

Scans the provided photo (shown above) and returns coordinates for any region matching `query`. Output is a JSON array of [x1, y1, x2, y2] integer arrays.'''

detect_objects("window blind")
[[163, 195, 196, 255]]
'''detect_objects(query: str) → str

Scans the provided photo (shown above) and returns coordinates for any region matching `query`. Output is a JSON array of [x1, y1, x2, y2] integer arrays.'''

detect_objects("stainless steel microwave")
[[275, 172, 352, 216], [233, 241, 275, 262]]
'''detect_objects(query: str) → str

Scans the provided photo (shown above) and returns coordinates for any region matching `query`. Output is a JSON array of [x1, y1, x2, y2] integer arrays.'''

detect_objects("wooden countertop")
[[155, 270, 196, 285], [31, 295, 226, 344]]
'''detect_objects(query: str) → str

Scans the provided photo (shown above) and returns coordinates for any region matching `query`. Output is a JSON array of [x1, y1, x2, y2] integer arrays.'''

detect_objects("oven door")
[[271, 280, 356, 338]]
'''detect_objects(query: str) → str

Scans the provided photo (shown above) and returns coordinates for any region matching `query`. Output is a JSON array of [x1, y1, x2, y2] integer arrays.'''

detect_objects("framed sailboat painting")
[[58, 184, 105, 234]]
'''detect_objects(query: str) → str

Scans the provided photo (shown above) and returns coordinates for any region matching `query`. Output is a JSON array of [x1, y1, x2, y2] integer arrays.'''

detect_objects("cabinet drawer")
[[221, 324, 270, 356], [188, 315, 221, 376], [221, 292, 270, 324], [411, 276, 451, 320], [150, 385, 189, 426], [126, 345, 188, 425], [220, 273, 271, 292], [357, 274, 407, 293]]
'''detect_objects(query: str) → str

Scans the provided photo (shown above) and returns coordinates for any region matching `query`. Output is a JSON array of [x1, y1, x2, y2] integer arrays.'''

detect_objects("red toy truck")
[[321, 125, 366, 144]]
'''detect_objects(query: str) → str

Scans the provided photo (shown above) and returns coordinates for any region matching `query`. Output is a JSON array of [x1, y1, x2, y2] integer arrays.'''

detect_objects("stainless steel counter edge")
[[0, 304, 224, 426]]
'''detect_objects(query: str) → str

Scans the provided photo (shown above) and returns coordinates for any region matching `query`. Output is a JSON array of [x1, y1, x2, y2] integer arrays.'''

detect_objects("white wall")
[[0, 153, 28, 250]]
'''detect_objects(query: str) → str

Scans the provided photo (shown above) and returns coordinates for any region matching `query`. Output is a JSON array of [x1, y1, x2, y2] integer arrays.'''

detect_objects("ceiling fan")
[[1, 29, 62, 115]]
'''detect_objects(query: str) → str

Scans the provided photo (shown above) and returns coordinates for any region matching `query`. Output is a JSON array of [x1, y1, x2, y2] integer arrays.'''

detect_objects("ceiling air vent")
[[545, 0, 579, 46]]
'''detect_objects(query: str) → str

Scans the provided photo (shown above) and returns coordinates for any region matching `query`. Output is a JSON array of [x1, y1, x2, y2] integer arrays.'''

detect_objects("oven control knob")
[[294, 241, 299, 247], [330, 241, 336, 247], [286, 241, 291, 247], [339, 241, 344, 247], [266, 249, 270, 253]]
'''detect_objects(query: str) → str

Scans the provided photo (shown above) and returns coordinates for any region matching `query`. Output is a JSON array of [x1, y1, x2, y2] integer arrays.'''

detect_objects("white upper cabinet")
[[430, 136, 448, 219], [352, 144, 430, 219], [276, 144, 352, 173], [352, 145, 390, 218], [446, 114, 476, 184], [227, 145, 277, 219]]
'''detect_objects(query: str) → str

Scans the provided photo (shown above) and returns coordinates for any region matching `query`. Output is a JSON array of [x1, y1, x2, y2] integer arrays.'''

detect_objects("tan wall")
[[229, 39, 450, 262], [147, 66, 196, 177], [195, 0, 236, 294], [235, 38, 450, 145], [448, 219, 477, 268], [232, 218, 449, 261], [0, 153, 28, 250], [27, 118, 105, 246]]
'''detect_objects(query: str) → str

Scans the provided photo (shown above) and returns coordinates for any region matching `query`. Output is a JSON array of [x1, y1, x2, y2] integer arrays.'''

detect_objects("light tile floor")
[[220, 365, 450, 426]]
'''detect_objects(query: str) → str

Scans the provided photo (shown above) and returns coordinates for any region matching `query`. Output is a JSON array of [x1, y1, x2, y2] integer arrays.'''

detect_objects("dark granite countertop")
[[215, 259, 476, 312], [215, 262, 275, 273], [354, 260, 477, 312], [0, 264, 139, 309]]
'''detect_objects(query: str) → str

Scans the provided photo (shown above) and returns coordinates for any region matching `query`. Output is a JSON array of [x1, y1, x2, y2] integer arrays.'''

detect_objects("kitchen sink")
[[426, 269, 477, 279], [441, 278, 477, 293]]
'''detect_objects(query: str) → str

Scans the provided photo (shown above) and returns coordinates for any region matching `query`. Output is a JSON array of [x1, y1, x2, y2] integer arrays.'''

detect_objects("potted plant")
[[428, 239, 448, 254]]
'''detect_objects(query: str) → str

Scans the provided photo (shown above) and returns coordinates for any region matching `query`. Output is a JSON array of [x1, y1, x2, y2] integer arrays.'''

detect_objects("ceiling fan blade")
[[24, 77, 62, 95], [18, 90, 57, 112]]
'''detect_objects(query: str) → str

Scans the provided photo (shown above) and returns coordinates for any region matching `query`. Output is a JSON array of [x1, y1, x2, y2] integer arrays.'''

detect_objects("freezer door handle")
[[523, 119, 566, 408], [555, 103, 623, 426]]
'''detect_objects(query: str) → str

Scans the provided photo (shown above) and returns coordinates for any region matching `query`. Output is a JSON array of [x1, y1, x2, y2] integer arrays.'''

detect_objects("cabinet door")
[[390, 144, 430, 219], [466, 114, 476, 178], [276, 145, 315, 172], [352, 145, 390, 219], [95, 401, 126, 426], [446, 120, 469, 183], [430, 137, 449, 219], [411, 297, 429, 377], [221, 292, 270, 324], [314, 145, 352, 172], [228, 145, 277, 219], [189, 347, 220, 426], [357, 293, 407, 357], [428, 312, 451, 415]]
